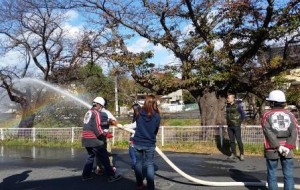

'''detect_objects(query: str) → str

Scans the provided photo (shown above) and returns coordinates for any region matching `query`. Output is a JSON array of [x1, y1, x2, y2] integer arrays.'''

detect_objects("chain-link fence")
[[1, 126, 294, 148]]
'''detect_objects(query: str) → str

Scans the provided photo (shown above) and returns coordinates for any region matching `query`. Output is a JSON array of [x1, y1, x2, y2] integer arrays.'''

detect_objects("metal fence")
[[0, 126, 280, 148]]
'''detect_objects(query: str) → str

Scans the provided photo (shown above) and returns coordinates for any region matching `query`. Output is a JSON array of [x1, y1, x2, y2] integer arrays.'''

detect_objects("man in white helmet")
[[262, 90, 298, 190], [81, 97, 121, 182]]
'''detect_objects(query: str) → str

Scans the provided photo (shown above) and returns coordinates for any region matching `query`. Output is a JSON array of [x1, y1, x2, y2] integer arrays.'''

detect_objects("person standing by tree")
[[81, 97, 121, 182], [262, 90, 298, 190], [133, 95, 160, 190], [226, 92, 246, 161]]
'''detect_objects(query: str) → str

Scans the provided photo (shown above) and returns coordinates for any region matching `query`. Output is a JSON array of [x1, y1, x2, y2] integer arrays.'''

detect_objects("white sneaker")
[[240, 154, 245, 161]]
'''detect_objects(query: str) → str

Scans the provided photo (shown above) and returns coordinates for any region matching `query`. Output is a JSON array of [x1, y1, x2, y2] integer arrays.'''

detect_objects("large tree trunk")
[[18, 101, 36, 128], [18, 114, 36, 128], [17, 101, 36, 138], [198, 88, 226, 126]]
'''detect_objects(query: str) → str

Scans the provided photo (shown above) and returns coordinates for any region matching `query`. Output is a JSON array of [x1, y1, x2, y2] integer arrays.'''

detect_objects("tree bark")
[[17, 93, 36, 129], [18, 113, 36, 128], [17, 102, 36, 137], [198, 88, 226, 126]]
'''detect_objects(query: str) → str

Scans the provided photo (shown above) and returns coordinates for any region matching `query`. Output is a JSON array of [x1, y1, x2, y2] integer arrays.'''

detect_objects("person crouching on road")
[[262, 90, 298, 190], [81, 97, 121, 182], [133, 95, 160, 190]]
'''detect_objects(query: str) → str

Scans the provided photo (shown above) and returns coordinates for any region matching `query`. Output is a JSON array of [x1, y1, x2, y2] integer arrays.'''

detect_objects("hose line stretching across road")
[[117, 124, 300, 189]]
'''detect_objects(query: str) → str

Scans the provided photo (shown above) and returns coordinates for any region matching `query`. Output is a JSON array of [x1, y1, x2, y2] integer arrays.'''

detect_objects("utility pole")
[[115, 71, 119, 117]]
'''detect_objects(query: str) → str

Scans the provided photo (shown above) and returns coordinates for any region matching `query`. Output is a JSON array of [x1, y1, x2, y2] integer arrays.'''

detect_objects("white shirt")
[[102, 108, 117, 121]]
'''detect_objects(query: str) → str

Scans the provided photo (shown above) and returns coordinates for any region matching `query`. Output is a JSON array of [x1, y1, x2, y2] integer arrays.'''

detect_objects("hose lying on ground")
[[117, 124, 300, 189]]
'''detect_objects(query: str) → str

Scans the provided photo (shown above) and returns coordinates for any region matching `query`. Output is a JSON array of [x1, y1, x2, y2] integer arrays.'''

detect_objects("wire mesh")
[[0, 126, 299, 149]]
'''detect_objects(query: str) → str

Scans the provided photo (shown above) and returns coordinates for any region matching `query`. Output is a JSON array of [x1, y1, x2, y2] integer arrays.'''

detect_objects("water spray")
[[18, 78, 91, 109], [16, 78, 300, 189]]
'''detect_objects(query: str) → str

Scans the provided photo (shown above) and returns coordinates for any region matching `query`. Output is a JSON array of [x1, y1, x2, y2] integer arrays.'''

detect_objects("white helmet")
[[93, 97, 105, 106], [266, 90, 286, 102]]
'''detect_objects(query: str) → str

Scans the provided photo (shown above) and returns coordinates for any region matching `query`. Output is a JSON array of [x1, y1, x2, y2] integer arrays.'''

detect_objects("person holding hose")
[[133, 95, 160, 190], [94, 97, 119, 175], [262, 90, 298, 190], [81, 97, 121, 182], [123, 103, 142, 169]]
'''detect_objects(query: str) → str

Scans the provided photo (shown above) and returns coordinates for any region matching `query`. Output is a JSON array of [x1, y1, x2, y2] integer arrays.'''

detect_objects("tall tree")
[[0, 0, 86, 128], [75, 0, 300, 125]]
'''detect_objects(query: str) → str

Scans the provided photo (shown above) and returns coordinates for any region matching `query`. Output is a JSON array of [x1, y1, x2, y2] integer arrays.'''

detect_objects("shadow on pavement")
[[155, 172, 203, 187], [215, 132, 231, 156], [229, 169, 267, 190], [0, 170, 32, 189], [0, 171, 136, 190]]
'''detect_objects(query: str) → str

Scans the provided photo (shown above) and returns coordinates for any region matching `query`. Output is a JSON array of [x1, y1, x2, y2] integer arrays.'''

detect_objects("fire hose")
[[116, 124, 300, 189]]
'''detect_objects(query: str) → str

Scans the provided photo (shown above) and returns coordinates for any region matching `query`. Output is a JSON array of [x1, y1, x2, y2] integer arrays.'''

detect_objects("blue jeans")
[[82, 146, 114, 177], [266, 158, 294, 190], [129, 143, 136, 169], [134, 145, 155, 190]]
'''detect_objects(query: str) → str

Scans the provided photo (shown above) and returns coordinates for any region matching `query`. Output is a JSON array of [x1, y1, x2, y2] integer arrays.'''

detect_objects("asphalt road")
[[1, 146, 300, 190]]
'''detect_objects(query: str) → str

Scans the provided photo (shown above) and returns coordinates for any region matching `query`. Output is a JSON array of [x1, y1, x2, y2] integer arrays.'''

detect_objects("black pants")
[[82, 146, 114, 177], [227, 126, 244, 155]]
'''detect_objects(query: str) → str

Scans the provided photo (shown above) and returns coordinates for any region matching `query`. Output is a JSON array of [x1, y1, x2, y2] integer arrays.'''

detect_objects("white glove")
[[278, 146, 284, 154], [281, 146, 290, 157], [103, 129, 109, 133], [116, 123, 123, 128]]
